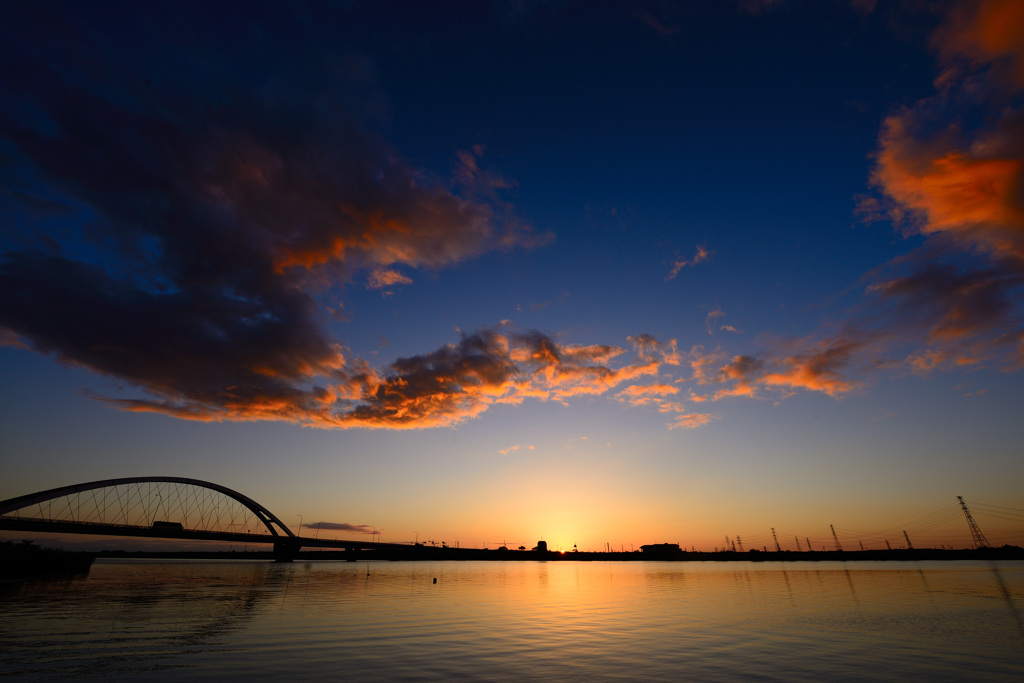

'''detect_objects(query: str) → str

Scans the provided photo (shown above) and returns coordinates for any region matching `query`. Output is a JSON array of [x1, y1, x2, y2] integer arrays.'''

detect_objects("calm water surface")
[[1, 560, 1022, 681]]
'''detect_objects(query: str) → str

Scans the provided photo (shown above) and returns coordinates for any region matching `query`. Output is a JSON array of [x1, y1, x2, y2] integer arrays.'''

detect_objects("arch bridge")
[[0, 476, 396, 561]]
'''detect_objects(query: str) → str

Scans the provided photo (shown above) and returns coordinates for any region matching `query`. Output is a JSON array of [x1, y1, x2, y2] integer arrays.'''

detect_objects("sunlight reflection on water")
[[1, 560, 1021, 681]]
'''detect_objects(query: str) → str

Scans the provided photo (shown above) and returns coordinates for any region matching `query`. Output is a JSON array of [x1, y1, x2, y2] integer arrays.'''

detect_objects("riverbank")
[[93, 544, 1024, 562], [0, 540, 95, 577]]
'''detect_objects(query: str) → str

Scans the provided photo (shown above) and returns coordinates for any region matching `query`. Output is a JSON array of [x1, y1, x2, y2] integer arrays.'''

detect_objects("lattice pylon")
[[957, 496, 990, 549]]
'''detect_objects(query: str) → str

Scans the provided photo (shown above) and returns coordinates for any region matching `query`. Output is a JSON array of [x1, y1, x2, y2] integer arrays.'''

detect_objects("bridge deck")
[[0, 516, 415, 551]]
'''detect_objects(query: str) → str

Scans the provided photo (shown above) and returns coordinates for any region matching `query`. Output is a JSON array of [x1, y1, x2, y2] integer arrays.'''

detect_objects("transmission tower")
[[885, 539, 891, 550], [957, 496, 990, 549], [830, 525, 843, 551], [794, 536, 802, 552], [736, 536, 744, 552], [806, 537, 812, 552], [903, 530, 914, 550], [771, 527, 781, 552]]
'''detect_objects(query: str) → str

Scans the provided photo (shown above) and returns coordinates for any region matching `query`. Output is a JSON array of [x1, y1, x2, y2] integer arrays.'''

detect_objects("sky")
[[2, 0, 1023, 553]]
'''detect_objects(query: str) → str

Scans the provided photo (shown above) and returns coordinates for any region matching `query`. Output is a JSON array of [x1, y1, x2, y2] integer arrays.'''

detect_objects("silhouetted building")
[[640, 543, 682, 554], [532, 540, 548, 552]]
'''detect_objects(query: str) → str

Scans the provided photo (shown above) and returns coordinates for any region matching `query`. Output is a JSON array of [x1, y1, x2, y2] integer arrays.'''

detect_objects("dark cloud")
[[338, 330, 519, 429], [869, 259, 1024, 343], [0, 4, 544, 426], [304, 522, 374, 533]]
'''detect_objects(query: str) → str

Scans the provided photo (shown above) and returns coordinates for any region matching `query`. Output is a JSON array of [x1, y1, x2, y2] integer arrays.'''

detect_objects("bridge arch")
[[0, 476, 296, 539]]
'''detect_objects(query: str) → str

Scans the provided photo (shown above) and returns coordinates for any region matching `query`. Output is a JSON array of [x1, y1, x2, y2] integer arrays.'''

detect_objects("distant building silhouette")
[[640, 543, 682, 554]]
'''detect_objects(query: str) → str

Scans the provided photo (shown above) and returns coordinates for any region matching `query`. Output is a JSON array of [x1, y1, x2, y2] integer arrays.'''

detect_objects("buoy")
[[433, 577, 437, 584]]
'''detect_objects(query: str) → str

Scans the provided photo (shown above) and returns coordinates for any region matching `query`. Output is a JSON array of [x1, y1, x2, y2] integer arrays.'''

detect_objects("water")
[[1, 560, 1022, 681]]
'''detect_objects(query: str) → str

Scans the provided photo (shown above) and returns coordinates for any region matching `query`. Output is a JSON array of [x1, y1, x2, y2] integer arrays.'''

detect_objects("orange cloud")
[[667, 413, 715, 430], [334, 331, 518, 429], [613, 378, 713, 429], [872, 115, 1024, 262], [696, 353, 765, 400], [499, 444, 534, 455], [760, 341, 861, 398], [615, 383, 680, 409], [686, 340, 864, 402], [868, 1, 1024, 269], [279, 330, 673, 430], [367, 269, 413, 289], [617, 383, 679, 399], [629, 334, 681, 365]]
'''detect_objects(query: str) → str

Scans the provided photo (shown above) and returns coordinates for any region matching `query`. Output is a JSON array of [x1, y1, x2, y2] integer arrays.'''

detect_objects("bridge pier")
[[272, 539, 302, 563]]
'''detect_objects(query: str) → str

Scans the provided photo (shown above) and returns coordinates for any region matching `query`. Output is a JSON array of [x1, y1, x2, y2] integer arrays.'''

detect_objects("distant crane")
[[830, 525, 843, 552], [957, 496, 991, 549]]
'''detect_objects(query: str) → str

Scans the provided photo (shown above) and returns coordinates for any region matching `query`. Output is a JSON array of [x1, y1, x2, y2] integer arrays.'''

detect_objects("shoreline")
[[92, 545, 1024, 563]]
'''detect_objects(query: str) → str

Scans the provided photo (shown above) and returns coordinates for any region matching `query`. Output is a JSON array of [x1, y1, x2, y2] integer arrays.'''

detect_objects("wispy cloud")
[[498, 444, 534, 455], [705, 307, 739, 335], [666, 245, 712, 280], [683, 337, 867, 403], [668, 413, 716, 430], [367, 269, 413, 290], [634, 8, 681, 37]]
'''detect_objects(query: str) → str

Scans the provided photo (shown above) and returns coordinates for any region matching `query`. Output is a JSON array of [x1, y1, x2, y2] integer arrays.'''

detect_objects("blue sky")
[[2, 0, 1023, 551]]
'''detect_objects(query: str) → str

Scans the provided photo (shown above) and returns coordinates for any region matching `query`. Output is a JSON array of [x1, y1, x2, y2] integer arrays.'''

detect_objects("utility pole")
[[957, 496, 991, 549], [830, 525, 843, 552], [771, 527, 781, 552]]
